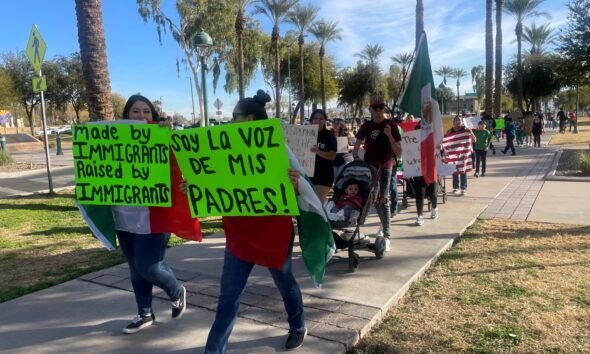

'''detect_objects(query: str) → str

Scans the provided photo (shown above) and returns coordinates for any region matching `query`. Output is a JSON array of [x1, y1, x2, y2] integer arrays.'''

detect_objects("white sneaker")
[[461, 189, 466, 195], [430, 208, 438, 219], [384, 238, 391, 252], [452, 189, 459, 194], [375, 226, 384, 237], [415, 215, 424, 226]]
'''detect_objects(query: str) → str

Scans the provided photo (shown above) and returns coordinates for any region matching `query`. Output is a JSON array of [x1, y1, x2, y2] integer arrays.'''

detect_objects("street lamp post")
[[287, 43, 292, 123], [193, 30, 213, 127], [456, 80, 460, 115], [187, 76, 196, 125]]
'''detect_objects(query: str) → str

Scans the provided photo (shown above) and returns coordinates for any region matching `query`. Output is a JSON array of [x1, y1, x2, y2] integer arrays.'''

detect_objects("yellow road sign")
[[26, 25, 47, 73], [32, 76, 47, 93]]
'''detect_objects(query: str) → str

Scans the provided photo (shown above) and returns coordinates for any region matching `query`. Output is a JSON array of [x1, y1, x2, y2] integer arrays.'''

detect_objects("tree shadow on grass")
[[0, 203, 78, 212], [23, 226, 91, 237]]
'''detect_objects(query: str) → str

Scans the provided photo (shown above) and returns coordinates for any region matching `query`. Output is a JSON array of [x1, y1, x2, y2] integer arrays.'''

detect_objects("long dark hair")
[[122, 94, 160, 122], [234, 90, 271, 120]]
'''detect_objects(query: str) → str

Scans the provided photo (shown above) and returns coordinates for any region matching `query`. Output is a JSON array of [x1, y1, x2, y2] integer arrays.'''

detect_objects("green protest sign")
[[495, 118, 505, 129], [72, 123, 171, 206], [170, 119, 299, 217]]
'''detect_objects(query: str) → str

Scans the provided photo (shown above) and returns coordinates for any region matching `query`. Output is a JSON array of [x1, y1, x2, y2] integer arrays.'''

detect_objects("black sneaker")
[[285, 327, 307, 350], [123, 313, 155, 334], [171, 286, 186, 319]]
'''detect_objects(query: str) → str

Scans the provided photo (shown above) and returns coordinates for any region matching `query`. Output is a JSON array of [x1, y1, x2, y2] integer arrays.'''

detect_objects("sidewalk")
[[1, 130, 588, 353]]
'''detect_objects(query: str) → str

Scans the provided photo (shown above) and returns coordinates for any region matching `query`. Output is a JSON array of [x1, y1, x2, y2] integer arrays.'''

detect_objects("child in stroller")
[[326, 179, 363, 228]]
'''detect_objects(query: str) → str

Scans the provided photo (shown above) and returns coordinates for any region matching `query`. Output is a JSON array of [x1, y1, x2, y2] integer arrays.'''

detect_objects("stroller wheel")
[[374, 236, 386, 259]]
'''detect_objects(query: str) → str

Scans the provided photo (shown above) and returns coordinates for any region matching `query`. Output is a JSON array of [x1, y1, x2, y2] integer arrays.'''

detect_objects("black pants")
[[411, 177, 437, 216], [502, 136, 515, 155], [475, 149, 487, 174], [533, 133, 541, 147]]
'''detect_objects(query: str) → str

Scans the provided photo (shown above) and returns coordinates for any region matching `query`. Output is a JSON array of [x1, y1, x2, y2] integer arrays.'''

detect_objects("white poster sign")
[[401, 130, 421, 178], [336, 137, 349, 153], [282, 124, 318, 177], [463, 116, 481, 129]]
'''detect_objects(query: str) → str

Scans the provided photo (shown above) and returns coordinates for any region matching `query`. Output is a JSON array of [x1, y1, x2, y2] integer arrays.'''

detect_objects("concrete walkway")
[[1, 130, 588, 354]]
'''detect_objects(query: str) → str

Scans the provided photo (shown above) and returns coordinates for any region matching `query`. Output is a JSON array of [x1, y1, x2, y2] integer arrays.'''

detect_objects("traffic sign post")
[[26, 24, 53, 194]]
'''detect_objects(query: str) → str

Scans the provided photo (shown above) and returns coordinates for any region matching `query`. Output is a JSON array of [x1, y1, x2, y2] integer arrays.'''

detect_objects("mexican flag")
[[399, 32, 444, 185], [222, 147, 335, 288], [76, 152, 202, 250]]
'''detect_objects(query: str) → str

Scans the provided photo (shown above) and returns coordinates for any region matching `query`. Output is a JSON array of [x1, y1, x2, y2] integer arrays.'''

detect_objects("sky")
[[0, 0, 569, 121]]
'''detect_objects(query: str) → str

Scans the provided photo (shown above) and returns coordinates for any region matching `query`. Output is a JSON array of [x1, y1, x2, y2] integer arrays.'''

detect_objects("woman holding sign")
[[309, 109, 337, 203], [204, 90, 309, 353], [115, 95, 186, 334]]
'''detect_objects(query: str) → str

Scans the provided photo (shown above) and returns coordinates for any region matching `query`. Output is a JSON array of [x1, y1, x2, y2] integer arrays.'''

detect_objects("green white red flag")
[[399, 32, 444, 185]]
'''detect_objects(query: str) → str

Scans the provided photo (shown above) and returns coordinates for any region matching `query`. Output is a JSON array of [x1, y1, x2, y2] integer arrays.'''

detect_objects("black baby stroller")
[[329, 160, 383, 271]]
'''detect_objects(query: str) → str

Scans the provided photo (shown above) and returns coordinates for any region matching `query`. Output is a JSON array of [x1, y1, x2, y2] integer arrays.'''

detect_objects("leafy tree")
[[309, 19, 342, 110], [0, 67, 18, 108], [558, 0, 590, 87], [471, 65, 485, 105], [54, 53, 87, 123], [391, 52, 414, 107], [111, 92, 126, 118], [253, 0, 299, 118], [74, 0, 113, 120], [504, 0, 550, 111], [138, 0, 252, 124], [287, 3, 318, 123], [338, 61, 373, 126], [1, 51, 38, 134], [436, 84, 454, 114], [505, 56, 560, 110], [553, 86, 590, 112], [355, 44, 385, 91]]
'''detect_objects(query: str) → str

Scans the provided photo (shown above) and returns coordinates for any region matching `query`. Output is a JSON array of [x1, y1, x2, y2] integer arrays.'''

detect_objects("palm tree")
[[74, 0, 113, 120], [522, 22, 556, 55], [471, 65, 485, 105], [287, 3, 318, 124], [253, 0, 298, 118], [434, 66, 454, 86], [235, 0, 255, 100], [504, 0, 550, 111], [485, 0, 494, 116], [391, 52, 414, 107], [309, 19, 342, 110], [355, 44, 385, 92], [416, 0, 424, 50], [453, 68, 468, 114], [494, 0, 503, 119]]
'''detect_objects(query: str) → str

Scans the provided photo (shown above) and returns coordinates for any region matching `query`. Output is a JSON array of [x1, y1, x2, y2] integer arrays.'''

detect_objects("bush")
[[578, 152, 590, 175], [0, 150, 14, 166]]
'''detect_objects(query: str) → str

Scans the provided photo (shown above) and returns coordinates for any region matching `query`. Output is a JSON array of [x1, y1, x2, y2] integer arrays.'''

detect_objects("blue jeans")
[[452, 173, 468, 191], [372, 166, 392, 237], [117, 231, 182, 316], [205, 243, 304, 354], [390, 173, 399, 215]]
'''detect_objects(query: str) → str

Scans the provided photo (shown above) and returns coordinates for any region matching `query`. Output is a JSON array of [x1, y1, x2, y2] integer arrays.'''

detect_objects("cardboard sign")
[[282, 124, 318, 177], [171, 119, 299, 217], [73, 123, 171, 206], [336, 137, 349, 153], [401, 130, 455, 177], [463, 116, 480, 129]]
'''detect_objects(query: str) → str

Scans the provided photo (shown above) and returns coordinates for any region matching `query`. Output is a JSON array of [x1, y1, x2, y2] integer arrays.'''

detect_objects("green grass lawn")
[[0, 191, 223, 303]]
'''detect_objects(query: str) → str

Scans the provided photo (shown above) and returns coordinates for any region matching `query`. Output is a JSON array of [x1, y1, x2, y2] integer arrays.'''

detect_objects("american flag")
[[441, 130, 473, 174]]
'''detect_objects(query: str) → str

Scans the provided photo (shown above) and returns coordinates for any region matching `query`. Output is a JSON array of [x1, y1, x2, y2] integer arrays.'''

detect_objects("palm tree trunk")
[[319, 46, 326, 110], [416, 0, 424, 50], [273, 25, 281, 118], [74, 0, 113, 121], [236, 11, 245, 100], [516, 21, 524, 111], [485, 0, 494, 115], [493, 0, 503, 119], [298, 36, 305, 124], [457, 82, 460, 114]]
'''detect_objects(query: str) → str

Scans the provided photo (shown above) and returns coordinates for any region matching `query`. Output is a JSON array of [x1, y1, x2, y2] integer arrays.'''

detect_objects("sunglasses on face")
[[371, 104, 385, 110]]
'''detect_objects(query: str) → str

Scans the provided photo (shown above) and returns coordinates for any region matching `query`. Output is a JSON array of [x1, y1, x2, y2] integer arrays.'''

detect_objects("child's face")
[[345, 184, 359, 197]]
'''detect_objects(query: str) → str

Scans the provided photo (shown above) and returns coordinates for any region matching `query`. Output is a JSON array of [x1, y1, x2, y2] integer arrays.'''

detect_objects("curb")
[[1, 185, 75, 199], [0, 165, 72, 178]]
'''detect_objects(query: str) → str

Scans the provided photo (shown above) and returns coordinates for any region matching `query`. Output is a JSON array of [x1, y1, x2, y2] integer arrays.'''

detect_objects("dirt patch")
[[555, 149, 590, 176], [549, 117, 590, 146], [350, 219, 590, 354]]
